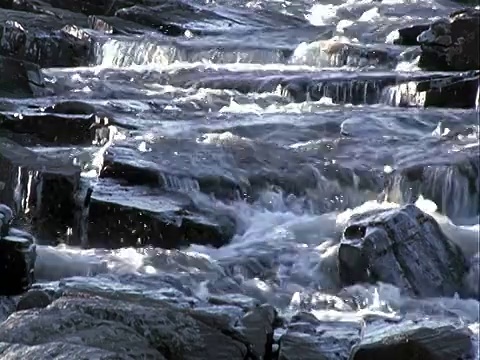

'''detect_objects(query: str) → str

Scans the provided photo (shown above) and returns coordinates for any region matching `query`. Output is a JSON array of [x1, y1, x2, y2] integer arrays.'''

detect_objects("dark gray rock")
[[391, 24, 430, 46], [0, 204, 13, 236], [237, 304, 277, 359], [0, 293, 253, 360], [0, 56, 44, 98], [0, 342, 138, 360], [321, 41, 400, 68], [16, 289, 52, 311], [84, 178, 236, 249], [338, 204, 468, 297], [0, 138, 81, 244], [0, 8, 90, 67], [350, 319, 474, 360], [0, 101, 123, 146], [278, 312, 362, 360], [418, 72, 479, 109], [418, 9, 480, 71], [0, 205, 36, 296]]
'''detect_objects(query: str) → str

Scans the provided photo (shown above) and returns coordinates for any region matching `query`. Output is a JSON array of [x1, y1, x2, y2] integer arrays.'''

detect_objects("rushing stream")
[[0, 0, 479, 358]]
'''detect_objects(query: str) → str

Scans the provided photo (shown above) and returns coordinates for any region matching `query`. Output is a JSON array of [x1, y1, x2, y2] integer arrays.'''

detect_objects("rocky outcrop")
[[337, 204, 468, 297], [411, 8, 480, 109], [0, 8, 91, 67], [351, 319, 475, 360], [418, 8, 480, 72], [0, 204, 36, 296], [0, 291, 278, 359]]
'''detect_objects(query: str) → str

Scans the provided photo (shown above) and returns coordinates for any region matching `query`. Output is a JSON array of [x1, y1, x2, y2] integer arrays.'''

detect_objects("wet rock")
[[0, 205, 36, 296], [0, 293, 252, 359], [88, 15, 155, 35], [0, 8, 90, 67], [417, 72, 480, 109], [47, 0, 136, 16], [0, 204, 12, 236], [0, 56, 44, 98], [418, 9, 480, 71], [351, 319, 474, 360], [321, 40, 399, 68], [16, 289, 52, 311], [0, 296, 16, 322], [0, 99, 125, 146], [0, 112, 103, 146], [115, 3, 204, 36], [278, 312, 362, 360], [389, 24, 430, 46], [237, 304, 277, 359], [84, 178, 236, 249], [0, 138, 81, 244], [338, 204, 468, 297], [0, 342, 137, 360]]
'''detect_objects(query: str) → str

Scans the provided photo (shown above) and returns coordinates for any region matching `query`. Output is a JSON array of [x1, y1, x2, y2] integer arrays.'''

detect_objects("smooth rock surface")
[[338, 204, 468, 297]]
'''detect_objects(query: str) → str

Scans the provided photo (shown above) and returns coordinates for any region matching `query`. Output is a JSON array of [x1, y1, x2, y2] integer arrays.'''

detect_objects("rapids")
[[2, 0, 478, 356]]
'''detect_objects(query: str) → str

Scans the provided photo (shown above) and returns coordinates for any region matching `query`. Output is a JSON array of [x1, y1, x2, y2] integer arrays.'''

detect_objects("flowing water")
[[8, 0, 480, 354]]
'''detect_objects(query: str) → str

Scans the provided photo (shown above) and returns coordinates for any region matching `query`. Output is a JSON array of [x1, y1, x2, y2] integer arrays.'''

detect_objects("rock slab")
[[337, 204, 468, 297]]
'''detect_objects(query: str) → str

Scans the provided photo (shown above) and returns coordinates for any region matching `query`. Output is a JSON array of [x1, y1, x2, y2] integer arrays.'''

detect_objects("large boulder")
[[337, 204, 468, 297], [351, 319, 475, 360], [418, 8, 480, 71], [0, 292, 262, 359], [0, 204, 36, 296]]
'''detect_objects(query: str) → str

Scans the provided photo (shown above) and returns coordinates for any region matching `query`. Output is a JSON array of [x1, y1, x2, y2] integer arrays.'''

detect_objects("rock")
[[0, 108, 118, 146], [0, 342, 137, 360], [337, 204, 468, 297], [351, 319, 474, 360], [0, 296, 16, 322], [0, 8, 90, 67], [237, 304, 277, 359], [0, 203, 13, 236], [0, 207, 36, 296], [0, 293, 253, 359], [418, 9, 480, 71], [16, 289, 52, 311], [47, 0, 137, 16], [320, 40, 399, 68], [383, 71, 480, 109], [0, 56, 45, 98], [417, 71, 480, 109], [84, 178, 236, 249], [389, 24, 430, 46], [115, 3, 208, 36], [278, 312, 362, 360], [0, 138, 81, 244]]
